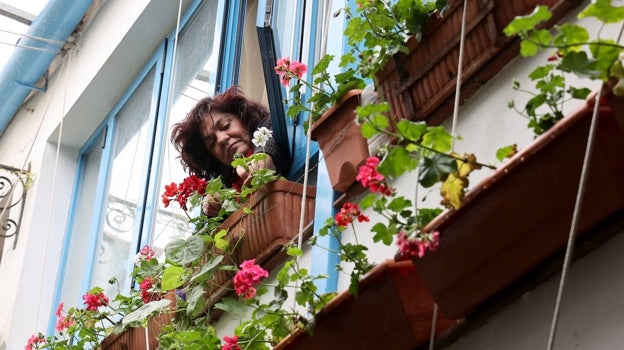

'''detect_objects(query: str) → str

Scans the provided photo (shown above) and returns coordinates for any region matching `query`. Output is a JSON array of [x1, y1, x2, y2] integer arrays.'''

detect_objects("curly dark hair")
[[171, 86, 268, 184]]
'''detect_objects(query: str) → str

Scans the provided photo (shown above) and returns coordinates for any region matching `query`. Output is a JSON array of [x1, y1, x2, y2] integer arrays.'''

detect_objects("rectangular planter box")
[[274, 260, 459, 349], [206, 180, 316, 307], [409, 89, 624, 319], [375, 0, 582, 125]]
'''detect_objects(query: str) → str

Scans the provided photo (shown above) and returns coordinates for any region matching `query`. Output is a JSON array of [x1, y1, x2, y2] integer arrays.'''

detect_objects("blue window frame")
[[48, 0, 225, 333]]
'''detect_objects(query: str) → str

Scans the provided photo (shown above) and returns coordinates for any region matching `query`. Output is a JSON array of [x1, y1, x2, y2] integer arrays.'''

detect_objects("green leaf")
[[396, 119, 427, 141], [186, 285, 206, 317], [162, 265, 186, 290], [557, 23, 589, 51], [503, 5, 552, 36], [214, 297, 247, 317], [496, 144, 518, 162], [419, 154, 457, 188], [287, 246, 303, 257], [528, 64, 554, 80], [568, 86, 591, 99], [190, 255, 224, 283], [165, 236, 205, 265], [378, 146, 416, 178], [579, 0, 624, 23], [387, 196, 412, 212], [422, 126, 453, 153], [417, 208, 443, 227], [359, 193, 377, 210], [371, 222, 393, 245], [558, 51, 601, 78], [122, 299, 172, 326], [520, 39, 539, 57]]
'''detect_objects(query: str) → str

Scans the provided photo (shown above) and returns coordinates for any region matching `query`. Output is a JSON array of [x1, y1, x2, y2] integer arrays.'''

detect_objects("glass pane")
[[152, 0, 223, 252], [272, 1, 299, 59], [61, 134, 104, 307], [90, 68, 156, 296]]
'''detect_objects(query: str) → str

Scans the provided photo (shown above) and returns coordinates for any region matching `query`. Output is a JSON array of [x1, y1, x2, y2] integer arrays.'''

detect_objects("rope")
[[545, 84, 602, 350], [546, 21, 624, 350], [450, 0, 469, 148], [33, 49, 73, 334], [427, 1, 469, 348]]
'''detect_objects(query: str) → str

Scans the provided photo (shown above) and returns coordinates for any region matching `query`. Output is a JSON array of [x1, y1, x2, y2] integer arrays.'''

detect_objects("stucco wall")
[[0, 0, 191, 348]]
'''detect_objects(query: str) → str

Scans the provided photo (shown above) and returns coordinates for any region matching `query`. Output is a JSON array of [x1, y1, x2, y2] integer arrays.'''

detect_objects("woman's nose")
[[216, 130, 229, 145]]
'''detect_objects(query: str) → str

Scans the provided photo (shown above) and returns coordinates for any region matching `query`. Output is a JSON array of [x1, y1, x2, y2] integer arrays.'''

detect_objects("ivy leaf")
[[190, 255, 224, 283], [419, 154, 457, 188], [558, 51, 601, 78], [122, 299, 172, 326], [378, 146, 416, 178], [579, 0, 624, 23], [214, 297, 247, 318], [589, 40, 621, 80], [371, 222, 393, 245], [422, 126, 452, 153], [568, 86, 591, 100], [286, 246, 303, 257], [528, 64, 554, 80], [161, 265, 186, 290], [360, 113, 389, 138], [186, 285, 206, 317], [417, 208, 443, 227], [396, 119, 427, 141], [387, 196, 412, 212], [496, 144, 518, 162], [556, 23, 589, 52], [359, 193, 377, 210], [165, 236, 205, 266], [520, 39, 540, 57], [503, 5, 552, 36]]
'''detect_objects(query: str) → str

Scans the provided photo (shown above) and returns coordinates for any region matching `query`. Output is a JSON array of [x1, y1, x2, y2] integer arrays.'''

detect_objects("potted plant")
[[275, 55, 369, 193], [407, 1, 624, 319], [343, 0, 582, 125]]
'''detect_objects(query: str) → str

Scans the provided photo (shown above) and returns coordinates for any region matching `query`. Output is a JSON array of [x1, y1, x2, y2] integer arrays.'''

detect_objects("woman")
[[171, 86, 291, 216]]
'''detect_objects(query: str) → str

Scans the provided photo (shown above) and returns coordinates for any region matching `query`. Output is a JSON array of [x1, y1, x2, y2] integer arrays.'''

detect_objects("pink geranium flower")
[[24, 333, 46, 350], [274, 57, 307, 88], [222, 335, 242, 350], [397, 231, 440, 258], [82, 291, 109, 311], [233, 259, 269, 300], [356, 156, 392, 196]]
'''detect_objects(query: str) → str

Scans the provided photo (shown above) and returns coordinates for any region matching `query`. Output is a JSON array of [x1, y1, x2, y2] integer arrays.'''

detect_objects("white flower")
[[252, 127, 273, 149]]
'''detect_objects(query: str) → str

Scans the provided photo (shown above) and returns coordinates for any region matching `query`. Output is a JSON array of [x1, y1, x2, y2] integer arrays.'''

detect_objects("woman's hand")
[[235, 154, 276, 183], [202, 193, 222, 217]]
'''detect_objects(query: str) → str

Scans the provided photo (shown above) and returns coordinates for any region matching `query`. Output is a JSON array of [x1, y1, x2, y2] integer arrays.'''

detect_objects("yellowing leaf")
[[440, 173, 467, 210], [440, 153, 481, 210]]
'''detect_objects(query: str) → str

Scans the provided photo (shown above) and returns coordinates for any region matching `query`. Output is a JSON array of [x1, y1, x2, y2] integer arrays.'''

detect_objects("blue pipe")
[[0, 0, 93, 135]]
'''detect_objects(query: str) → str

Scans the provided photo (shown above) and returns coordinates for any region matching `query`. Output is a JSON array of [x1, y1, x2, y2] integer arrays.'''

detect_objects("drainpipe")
[[0, 0, 93, 136]]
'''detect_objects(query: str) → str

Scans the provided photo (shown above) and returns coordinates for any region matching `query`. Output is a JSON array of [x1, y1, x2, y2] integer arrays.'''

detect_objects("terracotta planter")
[[408, 88, 624, 319], [310, 90, 369, 193], [274, 260, 459, 349], [206, 180, 316, 306], [375, 0, 582, 125], [100, 292, 176, 350]]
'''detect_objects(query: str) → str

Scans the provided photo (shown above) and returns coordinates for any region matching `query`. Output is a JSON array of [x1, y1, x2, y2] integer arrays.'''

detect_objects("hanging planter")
[[375, 0, 582, 125], [310, 89, 369, 193], [206, 180, 316, 306], [408, 88, 624, 319], [274, 260, 459, 349]]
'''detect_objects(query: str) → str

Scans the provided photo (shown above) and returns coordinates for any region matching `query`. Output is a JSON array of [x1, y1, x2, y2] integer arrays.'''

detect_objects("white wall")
[[0, 0, 191, 348]]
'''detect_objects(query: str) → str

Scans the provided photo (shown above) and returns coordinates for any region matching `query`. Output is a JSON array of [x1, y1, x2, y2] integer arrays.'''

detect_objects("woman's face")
[[201, 111, 252, 166]]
